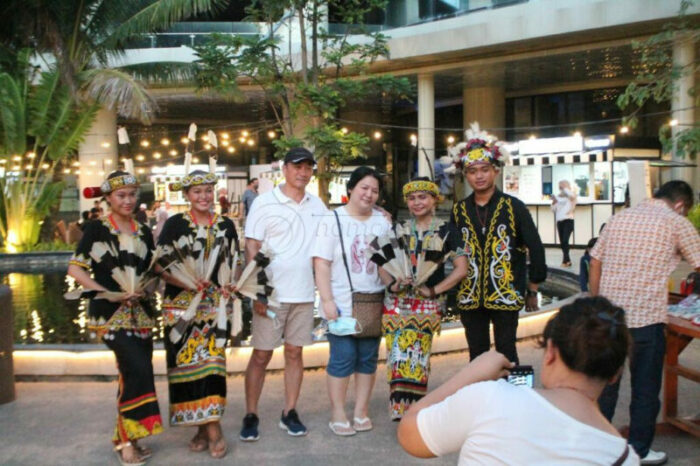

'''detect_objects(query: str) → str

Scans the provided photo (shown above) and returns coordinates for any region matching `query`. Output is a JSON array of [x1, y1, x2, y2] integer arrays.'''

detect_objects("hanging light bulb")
[[267, 130, 276, 139], [221, 140, 230, 147], [160, 138, 170, 146], [136, 154, 145, 162], [140, 140, 150, 147], [153, 152, 162, 159], [221, 132, 230, 139], [137, 168, 146, 174], [341, 127, 349, 134], [101, 142, 111, 148], [619, 126, 629, 134], [204, 143, 212, 150], [247, 139, 255, 146], [227, 146, 235, 153], [242, 130, 249, 137], [181, 137, 189, 144], [446, 135, 455, 144], [105, 159, 113, 165], [63, 168, 71, 174], [169, 149, 177, 156], [373, 131, 382, 140], [669, 119, 679, 127], [26, 152, 36, 159]]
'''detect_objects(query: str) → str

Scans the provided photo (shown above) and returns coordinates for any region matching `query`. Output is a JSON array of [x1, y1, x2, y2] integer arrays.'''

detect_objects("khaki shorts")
[[251, 302, 314, 350]]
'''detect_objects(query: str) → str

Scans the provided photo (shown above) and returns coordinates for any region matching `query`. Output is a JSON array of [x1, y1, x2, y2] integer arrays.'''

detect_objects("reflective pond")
[[3, 272, 574, 345]]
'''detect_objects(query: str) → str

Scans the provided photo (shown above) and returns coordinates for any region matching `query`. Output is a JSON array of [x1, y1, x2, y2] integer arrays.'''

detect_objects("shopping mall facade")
[[70, 0, 698, 246]]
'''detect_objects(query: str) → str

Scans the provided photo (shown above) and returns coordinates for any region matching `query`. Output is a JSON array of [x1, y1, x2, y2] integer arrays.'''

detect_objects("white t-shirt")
[[551, 189, 576, 222], [311, 206, 391, 316], [245, 185, 327, 302], [417, 380, 639, 466]]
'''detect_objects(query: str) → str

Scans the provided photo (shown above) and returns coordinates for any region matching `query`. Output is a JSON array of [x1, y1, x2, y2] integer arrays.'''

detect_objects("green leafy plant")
[[193, 0, 412, 204], [617, 0, 699, 159]]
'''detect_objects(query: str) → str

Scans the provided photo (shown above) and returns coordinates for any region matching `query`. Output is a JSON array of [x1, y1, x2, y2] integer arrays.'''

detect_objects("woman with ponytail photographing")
[[398, 297, 639, 465]]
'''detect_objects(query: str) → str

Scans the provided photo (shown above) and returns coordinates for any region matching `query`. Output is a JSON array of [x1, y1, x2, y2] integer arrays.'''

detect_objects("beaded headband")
[[83, 173, 138, 198], [402, 180, 440, 199], [169, 172, 218, 192]]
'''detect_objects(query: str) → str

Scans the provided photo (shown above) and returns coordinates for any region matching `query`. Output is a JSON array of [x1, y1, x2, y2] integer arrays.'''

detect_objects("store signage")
[[584, 137, 611, 149], [150, 164, 226, 176], [519, 135, 583, 155]]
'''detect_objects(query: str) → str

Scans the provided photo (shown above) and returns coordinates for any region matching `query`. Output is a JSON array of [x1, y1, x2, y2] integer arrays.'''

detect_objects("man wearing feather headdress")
[[450, 123, 547, 364]]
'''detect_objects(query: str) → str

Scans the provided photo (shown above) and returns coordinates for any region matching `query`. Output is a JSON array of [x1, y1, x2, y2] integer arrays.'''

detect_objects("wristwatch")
[[525, 289, 538, 297]]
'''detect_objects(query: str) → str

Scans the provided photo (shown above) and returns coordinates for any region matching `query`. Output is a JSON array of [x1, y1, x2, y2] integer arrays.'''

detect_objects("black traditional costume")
[[158, 208, 238, 427], [69, 173, 163, 445]]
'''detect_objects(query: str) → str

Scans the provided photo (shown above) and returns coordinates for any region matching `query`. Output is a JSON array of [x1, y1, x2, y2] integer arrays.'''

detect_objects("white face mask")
[[327, 316, 361, 336]]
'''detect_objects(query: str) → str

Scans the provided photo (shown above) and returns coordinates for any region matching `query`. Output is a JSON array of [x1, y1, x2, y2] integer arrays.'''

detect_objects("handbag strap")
[[611, 445, 630, 466], [333, 209, 354, 293]]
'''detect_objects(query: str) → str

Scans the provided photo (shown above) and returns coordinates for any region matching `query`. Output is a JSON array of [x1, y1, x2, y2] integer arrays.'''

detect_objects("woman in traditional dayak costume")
[[381, 178, 468, 420], [67, 170, 162, 465], [157, 170, 238, 459]]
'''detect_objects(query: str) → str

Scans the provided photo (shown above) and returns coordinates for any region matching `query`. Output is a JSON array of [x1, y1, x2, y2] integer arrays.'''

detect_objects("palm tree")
[[0, 0, 226, 250]]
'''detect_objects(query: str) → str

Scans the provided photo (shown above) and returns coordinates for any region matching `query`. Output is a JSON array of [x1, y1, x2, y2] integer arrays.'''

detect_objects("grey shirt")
[[242, 188, 258, 216]]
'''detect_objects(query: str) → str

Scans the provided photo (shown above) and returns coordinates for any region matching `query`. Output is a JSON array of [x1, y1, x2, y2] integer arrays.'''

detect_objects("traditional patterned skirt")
[[102, 328, 163, 444], [163, 291, 227, 426], [382, 295, 442, 420]]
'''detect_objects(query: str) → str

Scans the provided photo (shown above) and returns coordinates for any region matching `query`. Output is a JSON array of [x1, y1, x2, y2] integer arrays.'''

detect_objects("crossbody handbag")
[[333, 210, 384, 338]]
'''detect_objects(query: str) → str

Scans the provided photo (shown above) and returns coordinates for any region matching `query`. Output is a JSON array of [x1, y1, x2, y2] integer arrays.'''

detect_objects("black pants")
[[460, 309, 520, 364], [598, 323, 665, 458], [557, 218, 574, 263]]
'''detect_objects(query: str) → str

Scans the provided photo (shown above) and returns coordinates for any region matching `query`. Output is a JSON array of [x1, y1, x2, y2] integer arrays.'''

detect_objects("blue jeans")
[[326, 333, 381, 378], [598, 323, 666, 458]]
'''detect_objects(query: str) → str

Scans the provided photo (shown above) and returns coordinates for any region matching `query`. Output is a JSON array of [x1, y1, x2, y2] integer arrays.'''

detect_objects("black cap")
[[283, 147, 315, 165]]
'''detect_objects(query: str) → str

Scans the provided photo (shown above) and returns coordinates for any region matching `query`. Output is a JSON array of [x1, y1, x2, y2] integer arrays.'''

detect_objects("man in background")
[[241, 178, 259, 219], [590, 180, 700, 465]]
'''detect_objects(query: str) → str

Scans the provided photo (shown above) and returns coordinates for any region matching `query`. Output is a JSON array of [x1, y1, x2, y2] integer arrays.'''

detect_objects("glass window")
[[612, 162, 628, 203], [572, 164, 591, 199], [593, 162, 611, 201]]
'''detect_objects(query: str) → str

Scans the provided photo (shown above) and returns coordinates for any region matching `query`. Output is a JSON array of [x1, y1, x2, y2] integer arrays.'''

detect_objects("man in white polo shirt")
[[240, 147, 327, 441]]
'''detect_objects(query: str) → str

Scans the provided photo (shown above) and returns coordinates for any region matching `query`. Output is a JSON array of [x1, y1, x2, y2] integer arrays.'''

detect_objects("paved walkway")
[[2, 339, 698, 465]]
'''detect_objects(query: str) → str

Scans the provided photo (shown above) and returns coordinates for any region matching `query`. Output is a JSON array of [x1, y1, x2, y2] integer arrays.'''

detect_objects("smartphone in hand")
[[507, 365, 534, 388]]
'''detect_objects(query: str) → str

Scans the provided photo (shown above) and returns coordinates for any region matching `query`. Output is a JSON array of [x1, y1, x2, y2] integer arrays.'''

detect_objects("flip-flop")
[[353, 417, 373, 432], [189, 433, 208, 453], [328, 421, 356, 436], [208, 436, 228, 459], [113, 442, 146, 466]]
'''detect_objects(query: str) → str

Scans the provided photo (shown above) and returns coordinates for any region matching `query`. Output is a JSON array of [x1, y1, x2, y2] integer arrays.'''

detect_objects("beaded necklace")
[[108, 214, 138, 236]]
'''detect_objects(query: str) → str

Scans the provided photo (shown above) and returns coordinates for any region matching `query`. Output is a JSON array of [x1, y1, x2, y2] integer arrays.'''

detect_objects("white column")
[[78, 108, 118, 212], [417, 73, 435, 178], [671, 33, 695, 184]]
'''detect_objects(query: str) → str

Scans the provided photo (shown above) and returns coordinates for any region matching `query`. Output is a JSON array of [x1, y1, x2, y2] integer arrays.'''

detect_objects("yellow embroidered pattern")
[[455, 202, 482, 309]]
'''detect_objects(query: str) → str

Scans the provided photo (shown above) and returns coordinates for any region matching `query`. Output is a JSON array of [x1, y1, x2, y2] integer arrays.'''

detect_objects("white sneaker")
[[640, 449, 667, 465]]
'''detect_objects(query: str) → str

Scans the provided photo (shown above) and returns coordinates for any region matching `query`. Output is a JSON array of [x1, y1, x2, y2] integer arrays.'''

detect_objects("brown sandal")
[[189, 431, 208, 453], [208, 436, 228, 459], [114, 442, 146, 466]]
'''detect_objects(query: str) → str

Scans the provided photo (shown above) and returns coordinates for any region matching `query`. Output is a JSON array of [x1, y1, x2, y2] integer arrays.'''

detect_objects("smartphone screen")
[[507, 365, 534, 388]]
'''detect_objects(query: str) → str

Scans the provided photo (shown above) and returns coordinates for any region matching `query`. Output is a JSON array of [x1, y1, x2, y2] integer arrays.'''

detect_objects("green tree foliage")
[[617, 0, 698, 159], [0, 52, 99, 250], [193, 0, 412, 203]]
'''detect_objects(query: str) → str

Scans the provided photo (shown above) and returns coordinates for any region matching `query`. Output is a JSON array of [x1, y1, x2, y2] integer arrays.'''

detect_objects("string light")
[[26, 152, 36, 159], [137, 168, 145, 174], [221, 140, 230, 147], [204, 143, 211, 150], [101, 142, 111, 148], [340, 127, 349, 134], [373, 131, 382, 140], [221, 132, 229, 139], [409, 134, 417, 143], [89, 161, 97, 166], [12, 165, 20, 171], [41, 163, 49, 169], [619, 126, 629, 134], [669, 119, 679, 126], [140, 140, 150, 147], [247, 139, 255, 146], [74, 170, 81, 175], [12, 155, 21, 162], [242, 130, 249, 137], [72, 161, 80, 167], [181, 137, 189, 144], [136, 154, 145, 161], [169, 150, 177, 156], [573, 131, 582, 137], [25, 164, 33, 170], [267, 130, 276, 139], [227, 147, 235, 153], [63, 168, 71, 174], [153, 152, 162, 159], [105, 159, 113, 165], [192, 157, 200, 163], [446, 135, 455, 144], [238, 136, 246, 143], [160, 138, 170, 146], [98, 170, 105, 176], [201, 135, 209, 141], [0, 159, 6, 164], [529, 134, 537, 139]]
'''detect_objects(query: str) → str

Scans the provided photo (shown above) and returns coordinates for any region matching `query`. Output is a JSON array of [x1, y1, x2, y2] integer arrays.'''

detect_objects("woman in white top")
[[313, 166, 391, 437], [551, 180, 576, 267], [398, 296, 639, 465]]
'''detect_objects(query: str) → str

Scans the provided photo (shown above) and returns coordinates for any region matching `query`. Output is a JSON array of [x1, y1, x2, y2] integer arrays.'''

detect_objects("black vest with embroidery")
[[452, 192, 528, 312]]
